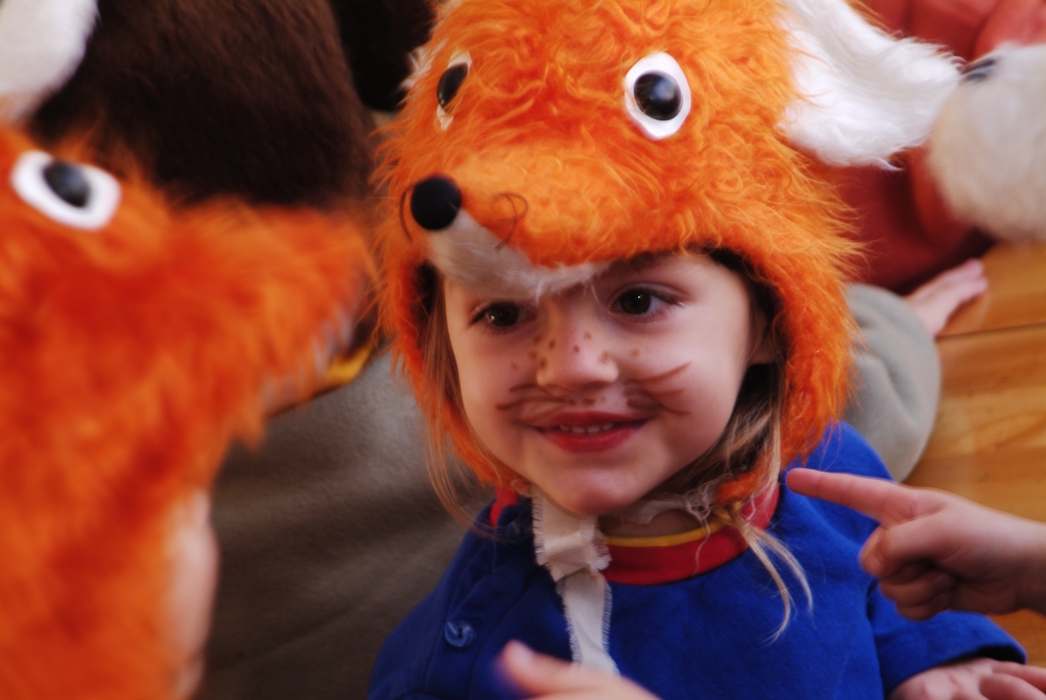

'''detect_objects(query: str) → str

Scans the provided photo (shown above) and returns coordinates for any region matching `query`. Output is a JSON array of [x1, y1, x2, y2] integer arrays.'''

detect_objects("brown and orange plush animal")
[[0, 3, 443, 699], [0, 125, 370, 700]]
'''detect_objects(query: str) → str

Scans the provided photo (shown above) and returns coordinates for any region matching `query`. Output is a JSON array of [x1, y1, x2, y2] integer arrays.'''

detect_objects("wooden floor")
[[908, 240, 1046, 666]]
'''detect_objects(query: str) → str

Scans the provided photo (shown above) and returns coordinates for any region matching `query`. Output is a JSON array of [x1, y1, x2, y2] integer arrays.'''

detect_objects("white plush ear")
[[0, 0, 98, 123], [778, 0, 960, 167], [927, 44, 1046, 242]]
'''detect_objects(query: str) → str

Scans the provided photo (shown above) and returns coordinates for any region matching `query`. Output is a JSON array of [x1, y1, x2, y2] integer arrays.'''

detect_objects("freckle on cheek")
[[548, 339, 556, 349], [573, 345, 580, 353], [630, 349, 640, 358], [584, 332, 592, 340], [510, 363, 518, 371], [533, 335, 542, 344], [528, 351, 537, 360], [539, 358, 547, 369]]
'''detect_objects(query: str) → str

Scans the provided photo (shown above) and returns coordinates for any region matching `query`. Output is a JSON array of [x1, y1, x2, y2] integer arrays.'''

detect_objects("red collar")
[[491, 484, 779, 585], [602, 486, 779, 585]]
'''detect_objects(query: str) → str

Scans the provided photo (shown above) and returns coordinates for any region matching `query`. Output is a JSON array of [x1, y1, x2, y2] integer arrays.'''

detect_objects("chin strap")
[[531, 490, 618, 674]]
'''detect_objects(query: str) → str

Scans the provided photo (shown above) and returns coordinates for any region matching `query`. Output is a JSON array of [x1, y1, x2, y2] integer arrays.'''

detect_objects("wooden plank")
[[909, 305, 1046, 665], [940, 241, 1046, 338], [991, 611, 1046, 668], [908, 445, 1046, 523], [918, 325, 1046, 470]]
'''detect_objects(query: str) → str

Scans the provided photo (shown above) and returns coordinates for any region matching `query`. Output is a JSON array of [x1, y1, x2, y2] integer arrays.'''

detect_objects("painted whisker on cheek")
[[625, 387, 685, 398], [516, 402, 582, 425], [625, 362, 691, 385], [498, 384, 574, 413], [496, 397, 571, 412], [625, 397, 661, 412], [622, 362, 693, 416], [626, 397, 690, 416]]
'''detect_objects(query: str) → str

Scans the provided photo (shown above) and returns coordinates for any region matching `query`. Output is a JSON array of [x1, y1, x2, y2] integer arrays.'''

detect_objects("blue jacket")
[[369, 424, 1023, 699]]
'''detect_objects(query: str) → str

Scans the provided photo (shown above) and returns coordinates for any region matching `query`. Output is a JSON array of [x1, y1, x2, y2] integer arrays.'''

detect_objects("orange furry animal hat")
[[0, 126, 370, 699], [380, 0, 960, 504]]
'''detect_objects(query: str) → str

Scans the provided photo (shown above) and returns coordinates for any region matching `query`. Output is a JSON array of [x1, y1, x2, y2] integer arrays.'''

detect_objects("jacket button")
[[444, 620, 476, 649]]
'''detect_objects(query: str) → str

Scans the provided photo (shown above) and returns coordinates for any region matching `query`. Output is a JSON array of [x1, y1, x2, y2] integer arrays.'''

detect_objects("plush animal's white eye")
[[10, 151, 121, 230], [437, 51, 472, 130], [623, 52, 691, 140]]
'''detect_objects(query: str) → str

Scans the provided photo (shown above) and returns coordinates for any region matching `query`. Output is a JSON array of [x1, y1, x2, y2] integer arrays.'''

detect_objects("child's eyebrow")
[[609, 253, 663, 274]]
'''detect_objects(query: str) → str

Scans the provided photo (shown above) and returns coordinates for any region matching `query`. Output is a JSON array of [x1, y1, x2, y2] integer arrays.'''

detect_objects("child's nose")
[[534, 311, 618, 390]]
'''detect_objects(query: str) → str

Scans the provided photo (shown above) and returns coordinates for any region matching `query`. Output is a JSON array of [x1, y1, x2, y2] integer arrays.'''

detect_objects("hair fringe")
[[730, 420, 811, 639]]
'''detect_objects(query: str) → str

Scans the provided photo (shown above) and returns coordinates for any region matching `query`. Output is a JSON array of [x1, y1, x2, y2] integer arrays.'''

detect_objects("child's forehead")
[[607, 251, 715, 274]]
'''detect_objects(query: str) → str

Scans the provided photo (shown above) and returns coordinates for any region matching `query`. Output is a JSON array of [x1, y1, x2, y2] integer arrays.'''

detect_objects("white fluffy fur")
[[427, 210, 608, 299], [0, 0, 98, 122], [927, 44, 1046, 242], [778, 0, 960, 166]]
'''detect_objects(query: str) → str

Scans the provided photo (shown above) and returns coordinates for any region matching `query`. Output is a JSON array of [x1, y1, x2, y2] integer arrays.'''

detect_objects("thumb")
[[497, 642, 662, 700], [860, 527, 895, 578], [498, 641, 589, 694]]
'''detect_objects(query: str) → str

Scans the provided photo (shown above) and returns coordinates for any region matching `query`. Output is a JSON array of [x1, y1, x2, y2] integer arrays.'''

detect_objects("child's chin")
[[546, 489, 637, 519]]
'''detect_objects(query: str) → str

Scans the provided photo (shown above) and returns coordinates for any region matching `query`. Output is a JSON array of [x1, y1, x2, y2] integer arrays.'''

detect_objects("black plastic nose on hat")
[[410, 175, 462, 231]]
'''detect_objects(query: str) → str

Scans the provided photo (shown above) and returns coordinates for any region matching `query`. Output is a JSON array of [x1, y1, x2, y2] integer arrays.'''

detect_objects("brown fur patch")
[[328, 0, 435, 111], [30, 0, 374, 206]]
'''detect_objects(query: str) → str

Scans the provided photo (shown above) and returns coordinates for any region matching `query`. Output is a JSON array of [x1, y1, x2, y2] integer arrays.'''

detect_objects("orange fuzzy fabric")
[[0, 128, 371, 700], [379, 0, 857, 501]]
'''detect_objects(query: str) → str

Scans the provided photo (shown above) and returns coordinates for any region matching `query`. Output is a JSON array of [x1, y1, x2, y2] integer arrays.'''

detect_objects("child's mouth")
[[553, 423, 617, 434], [536, 417, 645, 452]]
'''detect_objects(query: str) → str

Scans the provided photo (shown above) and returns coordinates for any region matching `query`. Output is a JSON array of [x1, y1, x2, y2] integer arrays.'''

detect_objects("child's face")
[[444, 253, 771, 517]]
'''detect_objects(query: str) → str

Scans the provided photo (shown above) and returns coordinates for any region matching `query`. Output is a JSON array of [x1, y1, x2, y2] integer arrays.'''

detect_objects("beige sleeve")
[[843, 284, 941, 482], [198, 352, 477, 700]]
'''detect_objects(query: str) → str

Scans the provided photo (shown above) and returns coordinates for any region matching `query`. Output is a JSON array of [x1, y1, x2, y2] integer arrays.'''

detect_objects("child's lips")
[[532, 413, 647, 453]]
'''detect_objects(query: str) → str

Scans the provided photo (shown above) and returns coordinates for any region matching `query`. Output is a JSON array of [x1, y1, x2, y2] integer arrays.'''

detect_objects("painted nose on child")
[[533, 294, 620, 394]]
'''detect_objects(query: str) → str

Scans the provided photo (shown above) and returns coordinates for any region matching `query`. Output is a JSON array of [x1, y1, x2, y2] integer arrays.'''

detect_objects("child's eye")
[[473, 302, 532, 329], [613, 289, 671, 317], [616, 290, 653, 315]]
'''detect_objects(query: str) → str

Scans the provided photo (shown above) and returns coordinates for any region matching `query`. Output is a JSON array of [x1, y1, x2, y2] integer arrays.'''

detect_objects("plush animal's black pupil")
[[437, 64, 469, 108], [43, 160, 90, 208], [618, 291, 651, 315], [484, 303, 520, 327], [634, 73, 681, 121]]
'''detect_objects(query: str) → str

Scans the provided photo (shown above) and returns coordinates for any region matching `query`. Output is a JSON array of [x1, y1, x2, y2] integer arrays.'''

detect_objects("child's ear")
[[748, 313, 775, 366]]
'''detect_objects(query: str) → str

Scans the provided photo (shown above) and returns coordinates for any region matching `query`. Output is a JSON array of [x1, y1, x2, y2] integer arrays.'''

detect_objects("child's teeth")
[[560, 423, 615, 434]]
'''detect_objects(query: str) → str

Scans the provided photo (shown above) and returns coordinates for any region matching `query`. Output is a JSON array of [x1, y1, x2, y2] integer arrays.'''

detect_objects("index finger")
[[785, 469, 919, 526]]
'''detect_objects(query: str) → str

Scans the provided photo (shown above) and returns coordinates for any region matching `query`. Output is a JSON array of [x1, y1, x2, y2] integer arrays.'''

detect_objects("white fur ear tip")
[[867, 157, 900, 171], [0, 0, 99, 121], [777, 0, 960, 166], [926, 43, 1046, 242]]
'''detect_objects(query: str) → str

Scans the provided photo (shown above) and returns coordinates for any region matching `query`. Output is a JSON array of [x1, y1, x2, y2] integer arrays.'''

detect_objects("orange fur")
[[379, 0, 857, 501], [0, 127, 372, 699]]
